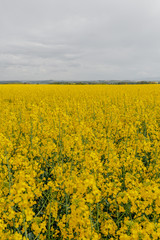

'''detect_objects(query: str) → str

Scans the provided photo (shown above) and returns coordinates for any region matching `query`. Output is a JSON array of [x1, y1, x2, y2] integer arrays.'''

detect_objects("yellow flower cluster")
[[0, 84, 160, 239]]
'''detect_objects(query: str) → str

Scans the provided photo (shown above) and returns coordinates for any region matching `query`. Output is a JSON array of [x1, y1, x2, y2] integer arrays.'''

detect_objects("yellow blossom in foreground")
[[0, 84, 160, 239]]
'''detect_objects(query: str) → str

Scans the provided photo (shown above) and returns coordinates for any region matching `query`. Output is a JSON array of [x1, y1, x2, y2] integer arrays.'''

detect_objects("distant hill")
[[0, 80, 159, 85]]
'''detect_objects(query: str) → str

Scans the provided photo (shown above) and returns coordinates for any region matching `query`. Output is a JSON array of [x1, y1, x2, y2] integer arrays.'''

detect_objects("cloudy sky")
[[1, 0, 160, 81]]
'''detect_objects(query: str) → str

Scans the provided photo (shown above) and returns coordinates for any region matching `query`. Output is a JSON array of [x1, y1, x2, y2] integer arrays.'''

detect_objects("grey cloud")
[[1, 0, 160, 80], [2, 42, 83, 60]]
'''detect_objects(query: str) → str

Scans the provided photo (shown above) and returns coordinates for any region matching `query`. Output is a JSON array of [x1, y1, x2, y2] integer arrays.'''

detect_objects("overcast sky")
[[1, 0, 160, 81]]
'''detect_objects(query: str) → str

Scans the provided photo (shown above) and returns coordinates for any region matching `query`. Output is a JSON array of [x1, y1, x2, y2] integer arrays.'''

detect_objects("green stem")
[[22, 210, 28, 240]]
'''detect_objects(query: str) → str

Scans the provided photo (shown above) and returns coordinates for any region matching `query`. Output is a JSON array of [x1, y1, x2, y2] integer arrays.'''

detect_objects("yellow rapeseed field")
[[0, 84, 160, 240]]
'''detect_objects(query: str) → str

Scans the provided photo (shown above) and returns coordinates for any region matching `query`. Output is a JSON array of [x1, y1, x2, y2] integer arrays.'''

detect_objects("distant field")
[[0, 84, 160, 239]]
